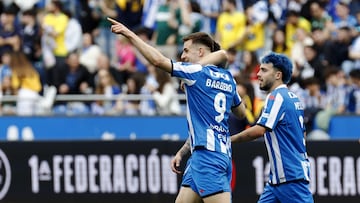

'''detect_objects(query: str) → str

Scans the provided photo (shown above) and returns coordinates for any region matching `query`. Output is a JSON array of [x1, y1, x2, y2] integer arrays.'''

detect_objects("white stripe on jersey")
[[173, 63, 202, 73], [185, 88, 195, 151], [220, 138, 227, 154], [264, 136, 276, 184], [182, 78, 196, 86], [206, 129, 215, 151], [270, 130, 286, 183], [265, 93, 283, 129]]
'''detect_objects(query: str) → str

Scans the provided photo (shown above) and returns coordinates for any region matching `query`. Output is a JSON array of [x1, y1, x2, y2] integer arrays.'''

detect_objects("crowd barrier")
[[0, 140, 358, 202], [0, 115, 359, 141]]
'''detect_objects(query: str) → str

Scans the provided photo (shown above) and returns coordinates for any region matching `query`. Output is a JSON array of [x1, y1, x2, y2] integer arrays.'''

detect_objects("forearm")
[[231, 125, 265, 143], [176, 138, 191, 157], [125, 31, 171, 72], [109, 17, 172, 73], [198, 50, 228, 66]]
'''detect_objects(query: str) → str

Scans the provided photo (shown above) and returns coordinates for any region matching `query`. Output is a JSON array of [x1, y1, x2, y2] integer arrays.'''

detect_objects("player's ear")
[[275, 70, 282, 80], [198, 47, 204, 57]]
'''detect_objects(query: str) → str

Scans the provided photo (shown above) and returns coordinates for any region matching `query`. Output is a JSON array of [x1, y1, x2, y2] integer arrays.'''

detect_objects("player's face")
[[181, 40, 200, 63], [257, 63, 280, 92]]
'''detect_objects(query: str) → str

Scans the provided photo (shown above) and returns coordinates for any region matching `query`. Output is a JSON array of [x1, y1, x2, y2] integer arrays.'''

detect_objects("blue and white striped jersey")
[[172, 62, 242, 157], [257, 84, 310, 185]]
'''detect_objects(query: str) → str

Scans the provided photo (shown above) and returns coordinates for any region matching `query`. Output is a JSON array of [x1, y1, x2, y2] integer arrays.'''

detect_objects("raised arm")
[[198, 49, 228, 66], [108, 17, 172, 73]]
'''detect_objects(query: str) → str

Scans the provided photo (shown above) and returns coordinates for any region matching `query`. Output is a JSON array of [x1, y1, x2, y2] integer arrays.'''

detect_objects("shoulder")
[[173, 61, 203, 72]]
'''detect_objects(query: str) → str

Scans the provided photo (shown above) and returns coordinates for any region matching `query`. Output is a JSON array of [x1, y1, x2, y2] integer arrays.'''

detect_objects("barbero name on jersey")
[[206, 70, 232, 92], [28, 149, 178, 195]]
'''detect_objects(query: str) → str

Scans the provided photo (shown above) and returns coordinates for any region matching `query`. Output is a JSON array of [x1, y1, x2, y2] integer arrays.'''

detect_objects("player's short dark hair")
[[182, 32, 220, 52]]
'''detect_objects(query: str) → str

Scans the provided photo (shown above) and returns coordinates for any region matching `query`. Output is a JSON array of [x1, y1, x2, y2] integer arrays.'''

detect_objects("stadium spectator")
[[151, 68, 181, 115], [9, 51, 42, 116], [271, 28, 290, 56], [79, 32, 102, 74], [95, 0, 117, 62], [346, 69, 360, 114], [41, 0, 69, 87], [194, 0, 221, 35], [215, 0, 246, 50], [114, 34, 137, 85], [0, 6, 22, 57], [235, 4, 267, 58], [226, 47, 242, 77], [315, 67, 347, 132], [91, 68, 122, 115], [53, 51, 92, 115], [323, 25, 353, 75], [332, 0, 357, 30], [92, 53, 122, 88], [77, 0, 100, 34], [122, 72, 146, 115], [64, 9, 82, 54], [349, 34, 360, 71], [309, 1, 332, 35], [139, 64, 158, 116], [300, 77, 325, 134], [114, 0, 143, 30], [152, 0, 179, 60], [284, 9, 311, 53], [291, 27, 314, 76], [175, 0, 204, 54], [0, 51, 14, 114]]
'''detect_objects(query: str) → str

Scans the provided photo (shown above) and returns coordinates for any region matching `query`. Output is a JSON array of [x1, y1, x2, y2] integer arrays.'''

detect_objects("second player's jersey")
[[257, 84, 310, 185], [172, 62, 242, 157]]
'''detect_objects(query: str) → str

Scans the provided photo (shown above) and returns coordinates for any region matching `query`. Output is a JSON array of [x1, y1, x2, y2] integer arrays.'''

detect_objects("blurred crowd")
[[0, 0, 359, 136]]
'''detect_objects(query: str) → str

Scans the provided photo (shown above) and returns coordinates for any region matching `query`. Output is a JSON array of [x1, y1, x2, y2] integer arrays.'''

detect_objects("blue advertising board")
[[0, 116, 188, 141]]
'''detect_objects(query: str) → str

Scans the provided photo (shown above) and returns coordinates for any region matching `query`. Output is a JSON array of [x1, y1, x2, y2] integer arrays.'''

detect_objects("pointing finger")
[[107, 17, 119, 25]]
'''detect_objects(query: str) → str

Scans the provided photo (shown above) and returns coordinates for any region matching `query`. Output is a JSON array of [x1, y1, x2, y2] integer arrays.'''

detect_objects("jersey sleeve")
[[232, 91, 242, 108], [172, 61, 203, 85], [257, 92, 284, 130]]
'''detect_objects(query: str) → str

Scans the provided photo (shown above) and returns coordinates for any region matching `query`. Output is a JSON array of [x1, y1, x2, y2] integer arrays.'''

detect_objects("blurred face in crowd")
[[310, 2, 323, 19], [82, 33, 93, 47], [67, 53, 80, 70], [98, 69, 111, 87], [46, 2, 56, 13], [304, 46, 316, 61], [273, 29, 285, 45], [222, 0, 234, 12], [0, 13, 15, 27], [97, 54, 110, 70], [335, 3, 349, 18]]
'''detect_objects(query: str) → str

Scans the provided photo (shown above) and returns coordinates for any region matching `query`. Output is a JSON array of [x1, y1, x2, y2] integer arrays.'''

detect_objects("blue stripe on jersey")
[[257, 84, 310, 184], [172, 62, 241, 157]]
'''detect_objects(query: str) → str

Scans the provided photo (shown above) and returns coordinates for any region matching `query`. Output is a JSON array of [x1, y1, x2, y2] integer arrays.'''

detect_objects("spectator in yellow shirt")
[[41, 0, 69, 87], [9, 51, 42, 116], [215, 0, 246, 50]]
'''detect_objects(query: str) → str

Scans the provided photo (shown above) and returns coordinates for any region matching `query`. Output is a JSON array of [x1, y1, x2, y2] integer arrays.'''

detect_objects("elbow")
[[222, 50, 229, 61], [151, 56, 167, 68]]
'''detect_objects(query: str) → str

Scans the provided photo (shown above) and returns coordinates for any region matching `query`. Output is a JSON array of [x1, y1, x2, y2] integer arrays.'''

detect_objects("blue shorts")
[[258, 180, 314, 203], [181, 149, 232, 198]]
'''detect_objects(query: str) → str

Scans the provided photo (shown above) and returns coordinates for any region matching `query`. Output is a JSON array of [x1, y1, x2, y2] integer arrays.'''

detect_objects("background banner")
[[0, 141, 358, 202]]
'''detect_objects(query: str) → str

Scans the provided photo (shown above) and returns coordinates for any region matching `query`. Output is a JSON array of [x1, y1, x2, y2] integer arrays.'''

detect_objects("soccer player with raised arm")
[[109, 17, 246, 203], [231, 52, 314, 203]]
